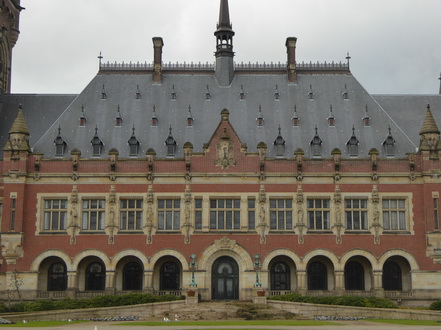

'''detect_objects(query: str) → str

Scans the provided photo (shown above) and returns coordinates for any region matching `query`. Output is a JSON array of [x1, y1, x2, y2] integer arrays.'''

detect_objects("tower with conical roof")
[[214, 0, 235, 86], [419, 104, 440, 159]]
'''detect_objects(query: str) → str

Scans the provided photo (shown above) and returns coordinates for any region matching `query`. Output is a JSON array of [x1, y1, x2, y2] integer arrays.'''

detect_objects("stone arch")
[[340, 249, 378, 271], [71, 249, 111, 270], [198, 238, 254, 271], [302, 249, 339, 271], [30, 250, 72, 272], [378, 249, 419, 271], [111, 249, 149, 270], [150, 249, 189, 271], [261, 249, 301, 270]]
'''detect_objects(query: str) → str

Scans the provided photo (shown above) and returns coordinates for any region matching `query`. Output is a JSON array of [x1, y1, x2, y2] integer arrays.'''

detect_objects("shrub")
[[429, 300, 441, 310], [268, 293, 396, 309]]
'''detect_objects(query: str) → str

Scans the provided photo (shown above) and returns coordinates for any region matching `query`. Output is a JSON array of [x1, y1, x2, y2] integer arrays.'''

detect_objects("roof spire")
[[420, 104, 440, 135], [218, 0, 232, 29]]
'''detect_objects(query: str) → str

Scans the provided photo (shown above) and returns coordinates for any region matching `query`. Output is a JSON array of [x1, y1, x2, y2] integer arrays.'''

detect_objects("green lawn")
[[0, 320, 87, 327], [365, 318, 441, 326], [118, 320, 339, 326]]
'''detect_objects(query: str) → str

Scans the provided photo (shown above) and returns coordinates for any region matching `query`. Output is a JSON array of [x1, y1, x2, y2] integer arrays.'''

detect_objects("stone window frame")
[[80, 198, 106, 232], [156, 197, 181, 232], [268, 197, 294, 231], [209, 197, 241, 231], [118, 196, 144, 232], [247, 198, 256, 230], [305, 195, 332, 232], [343, 196, 370, 232], [194, 197, 203, 230], [36, 195, 69, 234], [380, 193, 413, 234]]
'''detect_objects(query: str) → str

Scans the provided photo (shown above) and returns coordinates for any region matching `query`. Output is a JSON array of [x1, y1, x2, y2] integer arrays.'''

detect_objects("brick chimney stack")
[[286, 37, 297, 83], [152, 37, 164, 84]]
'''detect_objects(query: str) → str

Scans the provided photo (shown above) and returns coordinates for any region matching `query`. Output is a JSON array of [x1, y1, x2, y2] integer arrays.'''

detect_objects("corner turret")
[[3, 105, 31, 156], [419, 104, 440, 159]]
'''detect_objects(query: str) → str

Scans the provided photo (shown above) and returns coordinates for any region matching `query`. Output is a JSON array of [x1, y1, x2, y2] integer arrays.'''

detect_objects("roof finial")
[[98, 51, 103, 68], [439, 72, 441, 94], [218, 0, 232, 29], [346, 52, 351, 69]]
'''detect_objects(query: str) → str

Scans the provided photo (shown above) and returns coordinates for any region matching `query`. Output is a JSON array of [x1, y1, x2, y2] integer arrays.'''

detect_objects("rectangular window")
[[195, 198, 202, 230], [157, 199, 180, 231], [435, 198, 439, 230], [43, 199, 67, 231], [209, 199, 240, 230], [269, 198, 293, 230], [345, 199, 368, 230], [307, 198, 330, 230], [382, 199, 406, 231], [82, 199, 105, 231], [10, 197, 16, 231], [119, 199, 143, 231], [248, 199, 256, 230]]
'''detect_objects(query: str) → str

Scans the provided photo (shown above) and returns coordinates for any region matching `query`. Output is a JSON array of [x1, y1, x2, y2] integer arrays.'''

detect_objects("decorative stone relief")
[[426, 233, 441, 264], [256, 185, 268, 244], [0, 233, 24, 264], [144, 185, 155, 244], [371, 185, 381, 244], [182, 185, 193, 244], [215, 236, 236, 249], [333, 185, 343, 244], [106, 185, 117, 244], [296, 185, 306, 244], [67, 185, 80, 244], [215, 128, 236, 169]]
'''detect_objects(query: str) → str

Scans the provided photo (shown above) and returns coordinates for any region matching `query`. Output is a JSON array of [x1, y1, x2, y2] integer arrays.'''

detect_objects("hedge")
[[0, 293, 184, 313], [268, 293, 396, 309]]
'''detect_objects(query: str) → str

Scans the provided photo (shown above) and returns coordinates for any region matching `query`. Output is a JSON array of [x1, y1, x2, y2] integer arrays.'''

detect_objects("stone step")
[[150, 301, 310, 321]]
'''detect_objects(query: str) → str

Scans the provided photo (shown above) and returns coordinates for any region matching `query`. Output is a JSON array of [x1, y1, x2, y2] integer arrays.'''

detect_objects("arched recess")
[[31, 250, 72, 272], [302, 249, 339, 271], [150, 249, 189, 272], [36, 256, 68, 292], [340, 249, 378, 271], [111, 249, 149, 271], [71, 249, 111, 271], [378, 249, 419, 271], [114, 257, 144, 291], [152, 255, 183, 292], [263, 249, 301, 291], [305, 254, 336, 291], [382, 256, 412, 291]]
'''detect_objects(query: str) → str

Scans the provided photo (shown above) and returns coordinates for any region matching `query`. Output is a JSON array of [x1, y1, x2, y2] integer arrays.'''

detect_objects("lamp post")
[[253, 254, 262, 287], [189, 254, 197, 287]]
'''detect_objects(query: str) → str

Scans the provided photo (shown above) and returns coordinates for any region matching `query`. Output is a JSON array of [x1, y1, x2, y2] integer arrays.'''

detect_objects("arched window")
[[383, 261, 402, 291], [160, 261, 180, 291], [307, 261, 327, 290], [270, 261, 291, 291], [344, 261, 365, 290], [86, 262, 105, 291], [123, 262, 143, 291], [48, 262, 67, 291]]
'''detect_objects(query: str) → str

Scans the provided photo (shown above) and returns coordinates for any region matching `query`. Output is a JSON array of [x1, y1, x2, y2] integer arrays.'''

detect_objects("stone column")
[[297, 270, 307, 293]]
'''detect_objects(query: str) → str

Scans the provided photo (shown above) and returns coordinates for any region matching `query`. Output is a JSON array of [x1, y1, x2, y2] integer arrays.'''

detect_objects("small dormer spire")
[[328, 105, 335, 126], [363, 105, 370, 126], [257, 105, 264, 127], [292, 105, 299, 126], [215, 0, 235, 86], [151, 105, 158, 126], [439, 72, 441, 94], [187, 106, 194, 126]]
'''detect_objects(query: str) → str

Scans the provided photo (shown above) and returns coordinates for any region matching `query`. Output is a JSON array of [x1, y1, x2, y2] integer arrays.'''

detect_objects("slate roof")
[[13, 69, 438, 160]]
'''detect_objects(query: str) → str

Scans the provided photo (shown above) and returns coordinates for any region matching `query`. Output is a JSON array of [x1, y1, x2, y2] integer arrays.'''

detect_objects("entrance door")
[[212, 256, 239, 300]]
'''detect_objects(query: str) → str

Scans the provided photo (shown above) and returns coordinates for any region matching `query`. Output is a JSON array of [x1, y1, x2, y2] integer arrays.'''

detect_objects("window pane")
[[226, 199, 232, 208], [286, 211, 292, 229]]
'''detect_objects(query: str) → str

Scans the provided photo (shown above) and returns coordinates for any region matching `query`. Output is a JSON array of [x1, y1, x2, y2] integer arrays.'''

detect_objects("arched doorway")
[[86, 262, 105, 291], [212, 256, 239, 300], [123, 262, 143, 291], [48, 262, 67, 291], [383, 261, 402, 291], [345, 261, 365, 290], [307, 261, 327, 290], [270, 261, 290, 291], [160, 261, 180, 291]]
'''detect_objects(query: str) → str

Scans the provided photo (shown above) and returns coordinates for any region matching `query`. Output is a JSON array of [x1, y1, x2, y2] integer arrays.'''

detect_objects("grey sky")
[[11, 0, 441, 95]]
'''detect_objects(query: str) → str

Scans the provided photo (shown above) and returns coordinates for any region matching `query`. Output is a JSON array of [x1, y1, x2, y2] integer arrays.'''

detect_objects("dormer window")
[[343, 92, 349, 100], [328, 105, 335, 127], [54, 126, 67, 157], [362, 105, 370, 126], [79, 105, 86, 127], [239, 85, 245, 100], [310, 126, 322, 157], [273, 126, 286, 158], [115, 105, 123, 127], [101, 85, 107, 100], [274, 85, 280, 100], [91, 126, 104, 157], [347, 126, 359, 157], [292, 106, 299, 127], [128, 126, 140, 157], [171, 85, 177, 100], [135, 85, 141, 99], [308, 85, 314, 100], [205, 85, 211, 100], [165, 126, 177, 157], [187, 106, 194, 127], [257, 106, 264, 127], [383, 126, 396, 157], [151, 105, 158, 127]]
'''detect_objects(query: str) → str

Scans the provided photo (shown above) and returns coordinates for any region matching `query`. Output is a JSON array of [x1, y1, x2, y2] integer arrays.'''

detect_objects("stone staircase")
[[150, 301, 309, 321]]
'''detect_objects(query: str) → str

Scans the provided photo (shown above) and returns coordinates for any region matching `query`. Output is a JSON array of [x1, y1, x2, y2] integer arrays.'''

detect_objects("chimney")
[[286, 37, 297, 83], [152, 37, 164, 83]]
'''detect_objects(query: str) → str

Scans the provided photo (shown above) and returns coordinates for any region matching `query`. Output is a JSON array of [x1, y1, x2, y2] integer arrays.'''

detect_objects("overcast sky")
[[11, 0, 441, 95]]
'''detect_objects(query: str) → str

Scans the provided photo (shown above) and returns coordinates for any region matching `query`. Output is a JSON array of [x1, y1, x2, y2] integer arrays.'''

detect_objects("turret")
[[214, 0, 235, 86], [3, 105, 31, 157], [152, 37, 164, 84], [419, 104, 440, 159]]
